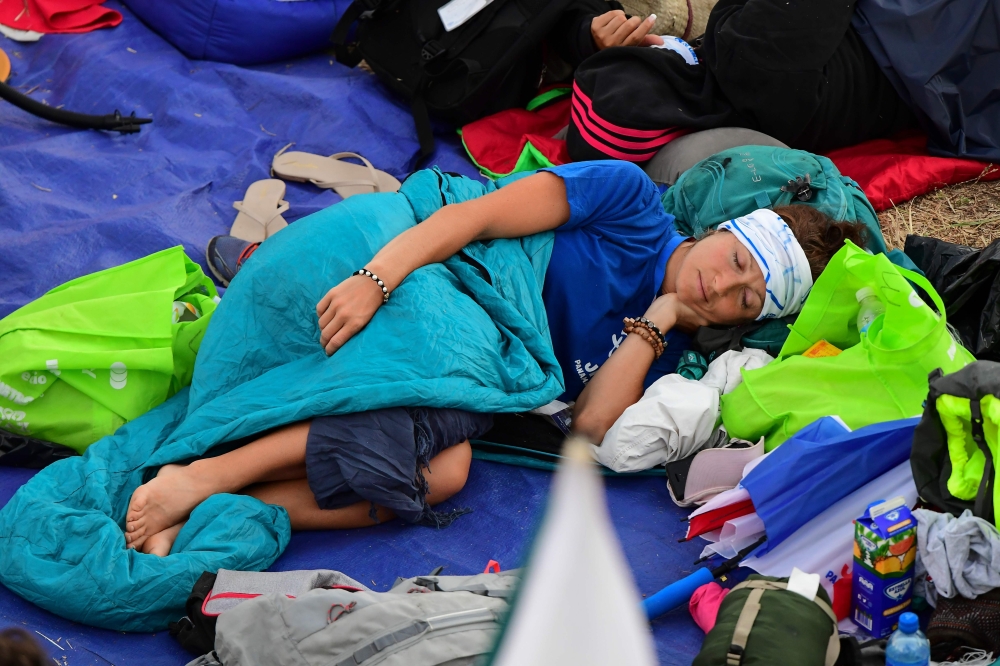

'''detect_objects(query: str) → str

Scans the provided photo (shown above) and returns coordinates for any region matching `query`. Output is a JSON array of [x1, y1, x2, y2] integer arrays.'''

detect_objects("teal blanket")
[[0, 170, 563, 631]]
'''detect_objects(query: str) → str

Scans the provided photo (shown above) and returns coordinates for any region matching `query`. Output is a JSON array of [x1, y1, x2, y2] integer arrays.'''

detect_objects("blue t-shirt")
[[538, 161, 690, 402]]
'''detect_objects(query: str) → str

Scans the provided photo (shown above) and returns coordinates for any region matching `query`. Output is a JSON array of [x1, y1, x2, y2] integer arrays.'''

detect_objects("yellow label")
[[803, 340, 843, 358], [883, 599, 912, 617]]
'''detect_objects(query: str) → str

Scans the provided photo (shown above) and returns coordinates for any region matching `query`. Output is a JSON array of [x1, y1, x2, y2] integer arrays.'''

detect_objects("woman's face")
[[674, 231, 768, 326]]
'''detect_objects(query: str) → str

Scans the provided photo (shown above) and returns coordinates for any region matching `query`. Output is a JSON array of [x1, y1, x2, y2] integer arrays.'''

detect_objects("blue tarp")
[[0, 3, 707, 664], [0, 0, 476, 320]]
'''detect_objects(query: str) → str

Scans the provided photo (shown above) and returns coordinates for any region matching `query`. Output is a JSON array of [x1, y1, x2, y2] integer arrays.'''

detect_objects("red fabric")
[[461, 97, 571, 176], [826, 131, 1000, 211], [684, 499, 756, 541], [0, 0, 121, 34], [463, 107, 1000, 211], [689, 582, 730, 633]]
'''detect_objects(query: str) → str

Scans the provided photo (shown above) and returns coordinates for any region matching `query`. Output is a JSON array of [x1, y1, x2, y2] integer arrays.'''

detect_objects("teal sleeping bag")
[[0, 169, 563, 631]]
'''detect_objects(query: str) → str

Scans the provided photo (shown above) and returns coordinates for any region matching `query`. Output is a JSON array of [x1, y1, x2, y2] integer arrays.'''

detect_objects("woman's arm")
[[317, 172, 570, 354], [572, 294, 708, 444]]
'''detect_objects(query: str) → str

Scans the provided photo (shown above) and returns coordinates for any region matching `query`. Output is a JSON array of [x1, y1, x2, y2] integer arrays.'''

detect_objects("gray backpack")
[[188, 569, 520, 666]]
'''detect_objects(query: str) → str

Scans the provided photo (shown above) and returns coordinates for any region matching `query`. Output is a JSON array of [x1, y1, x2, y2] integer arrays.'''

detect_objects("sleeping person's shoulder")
[[542, 160, 668, 233]]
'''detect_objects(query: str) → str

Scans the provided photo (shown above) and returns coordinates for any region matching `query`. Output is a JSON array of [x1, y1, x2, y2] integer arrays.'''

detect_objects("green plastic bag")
[[721, 241, 975, 450], [0, 247, 218, 453]]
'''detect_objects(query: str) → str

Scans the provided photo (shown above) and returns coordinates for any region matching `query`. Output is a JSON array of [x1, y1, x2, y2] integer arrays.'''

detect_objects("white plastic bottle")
[[856, 287, 886, 334], [885, 612, 930, 666]]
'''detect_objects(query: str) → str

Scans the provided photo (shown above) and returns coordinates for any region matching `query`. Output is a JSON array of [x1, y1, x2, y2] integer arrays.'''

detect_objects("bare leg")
[[125, 421, 310, 549], [243, 440, 473, 531], [138, 442, 473, 557]]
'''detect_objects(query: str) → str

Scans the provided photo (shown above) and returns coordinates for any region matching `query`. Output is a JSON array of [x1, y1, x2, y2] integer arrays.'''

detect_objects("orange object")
[[889, 535, 915, 556], [0, 48, 10, 83], [802, 340, 843, 358]]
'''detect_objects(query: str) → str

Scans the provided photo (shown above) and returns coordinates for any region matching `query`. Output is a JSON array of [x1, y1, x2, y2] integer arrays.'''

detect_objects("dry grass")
[[879, 166, 1000, 250]]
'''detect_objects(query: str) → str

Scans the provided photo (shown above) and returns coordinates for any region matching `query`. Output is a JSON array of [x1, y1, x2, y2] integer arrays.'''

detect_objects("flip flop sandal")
[[271, 145, 401, 199], [230, 179, 290, 242]]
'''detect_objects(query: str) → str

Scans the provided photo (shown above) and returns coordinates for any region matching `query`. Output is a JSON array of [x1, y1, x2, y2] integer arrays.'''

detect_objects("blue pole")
[[641, 567, 715, 620]]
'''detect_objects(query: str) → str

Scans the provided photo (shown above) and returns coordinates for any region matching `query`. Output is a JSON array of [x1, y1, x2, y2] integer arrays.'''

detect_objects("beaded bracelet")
[[354, 269, 390, 304], [623, 316, 667, 359]]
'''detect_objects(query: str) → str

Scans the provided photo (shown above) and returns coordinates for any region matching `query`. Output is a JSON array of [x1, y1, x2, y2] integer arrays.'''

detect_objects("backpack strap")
[[727, 580, 839, 666], [726, 586, 764, 665], [969, 398, 996, 523], [331, 0, 385, 67]]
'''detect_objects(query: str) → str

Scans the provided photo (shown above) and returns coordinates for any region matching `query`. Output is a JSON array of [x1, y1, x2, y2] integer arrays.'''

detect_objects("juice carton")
[[851, 496, 917, 638]]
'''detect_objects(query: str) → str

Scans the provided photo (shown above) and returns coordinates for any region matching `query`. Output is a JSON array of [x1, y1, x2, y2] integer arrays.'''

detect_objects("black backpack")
[[911, 362, 999, 525], [331, 0, 610, 158]]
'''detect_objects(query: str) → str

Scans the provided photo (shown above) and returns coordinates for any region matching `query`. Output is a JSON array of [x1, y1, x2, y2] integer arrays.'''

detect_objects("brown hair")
[[0, 629, 47, 666], [773, 205, 868, 281]]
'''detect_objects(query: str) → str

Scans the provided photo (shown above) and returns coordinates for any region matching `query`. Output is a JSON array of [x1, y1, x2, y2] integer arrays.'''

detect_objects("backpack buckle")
[[781, 174, 813, 202], [421, 40, 446, 62]]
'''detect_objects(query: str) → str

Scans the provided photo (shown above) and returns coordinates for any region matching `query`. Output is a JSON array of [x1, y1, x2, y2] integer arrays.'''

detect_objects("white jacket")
[[592, 349, 773, 472]]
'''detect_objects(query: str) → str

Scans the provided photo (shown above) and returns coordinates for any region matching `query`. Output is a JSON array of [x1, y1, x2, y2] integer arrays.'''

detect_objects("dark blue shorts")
[[305, 407, 493, 526]]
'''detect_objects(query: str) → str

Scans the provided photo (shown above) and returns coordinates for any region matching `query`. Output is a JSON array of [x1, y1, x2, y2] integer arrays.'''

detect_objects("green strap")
[[525, 87, 571, 112]]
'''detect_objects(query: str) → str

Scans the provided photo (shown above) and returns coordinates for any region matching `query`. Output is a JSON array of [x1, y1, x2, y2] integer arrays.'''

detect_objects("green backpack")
[[0, 247, 218, 454], [662, 146, 917, 354], [660, 145, 910, 265], [694, 576, 840, 666]]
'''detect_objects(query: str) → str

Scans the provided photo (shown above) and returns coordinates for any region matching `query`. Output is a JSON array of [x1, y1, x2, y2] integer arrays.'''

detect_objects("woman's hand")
[[645, 293, 710, 334], [316, 275, 385, 355], [591, 11, 664, 50]]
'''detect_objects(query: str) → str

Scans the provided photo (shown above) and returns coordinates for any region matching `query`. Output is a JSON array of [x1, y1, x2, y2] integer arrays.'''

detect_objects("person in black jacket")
[[566, 0, 914, 161]]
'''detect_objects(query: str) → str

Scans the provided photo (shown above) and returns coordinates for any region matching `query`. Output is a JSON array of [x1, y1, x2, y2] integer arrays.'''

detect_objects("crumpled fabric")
[[915, 509, 1000, 606], [0, 0, 121, 34], [700, 349, 774, 395], [594, 349, 773, 472], [689, 582, 730, 633]]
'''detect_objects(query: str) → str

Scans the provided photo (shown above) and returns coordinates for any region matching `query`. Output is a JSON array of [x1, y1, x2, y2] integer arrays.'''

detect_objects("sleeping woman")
[[125, 161, 865, 556]]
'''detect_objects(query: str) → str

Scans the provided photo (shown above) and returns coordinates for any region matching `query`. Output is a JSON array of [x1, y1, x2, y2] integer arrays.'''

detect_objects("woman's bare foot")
[[139, 522, 185, 557], [125, 463, 216, 550]]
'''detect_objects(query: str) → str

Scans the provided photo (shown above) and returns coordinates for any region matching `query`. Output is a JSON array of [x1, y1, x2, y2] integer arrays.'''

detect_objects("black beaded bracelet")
[[354, 269, 390, 304], [634, 316, 666, 344]]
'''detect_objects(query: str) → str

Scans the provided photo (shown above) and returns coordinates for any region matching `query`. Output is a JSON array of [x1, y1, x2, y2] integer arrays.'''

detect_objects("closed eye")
[[732, 251, 742, 271]]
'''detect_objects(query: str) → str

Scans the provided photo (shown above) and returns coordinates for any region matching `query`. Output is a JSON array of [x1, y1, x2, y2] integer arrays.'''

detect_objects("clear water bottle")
[[856, 287, 886, 334], [885, 612, 930, 666]]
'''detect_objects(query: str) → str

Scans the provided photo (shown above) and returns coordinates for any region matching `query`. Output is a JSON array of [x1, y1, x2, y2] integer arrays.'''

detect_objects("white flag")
[[491, 438, 658, 666]]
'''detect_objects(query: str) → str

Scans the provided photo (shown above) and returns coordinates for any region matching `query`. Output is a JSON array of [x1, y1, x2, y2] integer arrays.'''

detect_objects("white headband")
[[718, 209, 813, 320]]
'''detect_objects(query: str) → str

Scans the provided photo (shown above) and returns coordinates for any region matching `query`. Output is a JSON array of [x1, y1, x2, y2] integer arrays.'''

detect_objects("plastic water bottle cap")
[[898, 612, 919, 634], [856, 287, 875, 302]]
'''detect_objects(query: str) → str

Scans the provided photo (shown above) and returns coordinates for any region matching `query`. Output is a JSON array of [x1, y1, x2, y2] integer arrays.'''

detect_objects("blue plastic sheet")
[[0, 0, 478, 320], [0, 4, 707, 663]]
